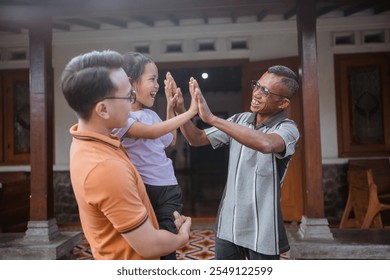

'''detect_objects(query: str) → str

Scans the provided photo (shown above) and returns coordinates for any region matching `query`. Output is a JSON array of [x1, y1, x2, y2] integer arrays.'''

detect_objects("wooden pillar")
[[25, 17, 58, 242], [296, 0, 332, 239]]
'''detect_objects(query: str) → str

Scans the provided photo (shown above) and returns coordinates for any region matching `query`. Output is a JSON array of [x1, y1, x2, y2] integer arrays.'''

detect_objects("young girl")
[[113, 52, 197, 260]]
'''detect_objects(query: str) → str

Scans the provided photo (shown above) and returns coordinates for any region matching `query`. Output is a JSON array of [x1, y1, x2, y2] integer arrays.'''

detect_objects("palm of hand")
[[197, 93, 213, 122]]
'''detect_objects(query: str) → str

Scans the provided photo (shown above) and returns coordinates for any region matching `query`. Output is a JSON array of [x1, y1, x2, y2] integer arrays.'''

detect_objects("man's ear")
[[278, 98, 290, 110], [94, 101, 110, 119]]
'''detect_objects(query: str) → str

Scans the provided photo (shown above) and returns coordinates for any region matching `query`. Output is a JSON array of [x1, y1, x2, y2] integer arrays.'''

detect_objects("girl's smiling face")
[[132, 62, 159, 109]]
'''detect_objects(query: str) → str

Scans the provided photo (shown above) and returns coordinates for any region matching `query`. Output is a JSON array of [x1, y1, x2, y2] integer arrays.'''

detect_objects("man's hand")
[[187, 77, 199, 116], [190, 78, 215, 124], [173, 211, 191, 234]]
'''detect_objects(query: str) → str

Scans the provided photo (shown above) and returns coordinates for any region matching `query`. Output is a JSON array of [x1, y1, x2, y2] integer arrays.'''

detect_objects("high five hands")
[[164, 72, 198, 116], [189, 77, 215, 124], [164, 72, 214, 124]]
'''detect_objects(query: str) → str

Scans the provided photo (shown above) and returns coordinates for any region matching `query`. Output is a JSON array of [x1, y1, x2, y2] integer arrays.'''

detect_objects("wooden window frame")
[[0, 69, 30, 165], [334, 52, 390, 157]]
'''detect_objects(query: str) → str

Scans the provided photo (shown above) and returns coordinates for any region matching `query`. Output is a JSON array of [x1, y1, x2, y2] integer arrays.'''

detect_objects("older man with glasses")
[[175, 65, 299, 260]]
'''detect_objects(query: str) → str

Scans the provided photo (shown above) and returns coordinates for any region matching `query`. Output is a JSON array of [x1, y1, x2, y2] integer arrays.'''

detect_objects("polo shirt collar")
[[69, 124, 121, 149], [247, 110, 287, 129]]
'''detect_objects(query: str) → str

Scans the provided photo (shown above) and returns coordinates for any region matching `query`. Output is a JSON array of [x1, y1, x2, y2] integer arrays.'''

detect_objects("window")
[[165, 42, 183, 53], [334, 52, 390, 157], [0, 69, 30, 164]]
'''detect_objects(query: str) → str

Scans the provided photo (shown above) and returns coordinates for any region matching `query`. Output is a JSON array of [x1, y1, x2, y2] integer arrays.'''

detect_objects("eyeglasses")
[[97, 89, 136, 104], [250, 80, 290, 100]]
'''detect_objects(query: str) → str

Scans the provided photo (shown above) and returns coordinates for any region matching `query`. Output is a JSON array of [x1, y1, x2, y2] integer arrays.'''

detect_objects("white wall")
[[0, 13, 389, 171]]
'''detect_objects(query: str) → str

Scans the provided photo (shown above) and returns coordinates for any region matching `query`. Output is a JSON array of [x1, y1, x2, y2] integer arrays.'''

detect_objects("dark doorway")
[[157, 61, 244, 218], [158, 66, 241, 92]]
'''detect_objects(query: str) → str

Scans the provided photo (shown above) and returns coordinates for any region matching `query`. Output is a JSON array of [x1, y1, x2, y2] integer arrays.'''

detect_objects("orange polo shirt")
[[69, 124, 159, 260]]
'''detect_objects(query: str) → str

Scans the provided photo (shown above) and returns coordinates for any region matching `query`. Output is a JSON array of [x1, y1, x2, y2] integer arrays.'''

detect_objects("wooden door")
[[334, 52, 390, 157], [242, 57, 304, 221]]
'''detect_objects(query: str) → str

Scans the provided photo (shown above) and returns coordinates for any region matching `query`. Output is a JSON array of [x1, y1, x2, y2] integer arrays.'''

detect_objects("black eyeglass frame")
[[250, 80, 290, 100], [96, 89, 136, 104]]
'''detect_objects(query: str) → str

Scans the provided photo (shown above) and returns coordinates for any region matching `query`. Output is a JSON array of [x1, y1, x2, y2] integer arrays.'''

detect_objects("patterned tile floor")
[[65, 221, 288, 260], [177, 228, 215, 260], [69, 227, 216, 260], [62, 221, 216, 260]]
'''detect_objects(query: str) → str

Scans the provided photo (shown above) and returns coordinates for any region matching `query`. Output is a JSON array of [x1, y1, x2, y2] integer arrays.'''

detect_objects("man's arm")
[[204, 114, 285, 153], [194, 87, 286, 154], [122, 214, 191, 259]]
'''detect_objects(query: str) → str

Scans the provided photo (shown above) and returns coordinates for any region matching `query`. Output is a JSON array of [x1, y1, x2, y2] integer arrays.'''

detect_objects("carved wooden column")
[[24, 17, 59, 242], [296, 0, 332, 239]]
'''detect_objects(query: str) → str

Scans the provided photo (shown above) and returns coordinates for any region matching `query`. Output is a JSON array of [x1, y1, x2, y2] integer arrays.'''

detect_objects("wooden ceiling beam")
[[316, 5, 340, 17], [0, 0, 280, 19], [95, 17, 128, 28], [52, 22, 71, 32], [132, 16, 154, 27], [284, 7, 296, 20], [256, 10, 268, 22], [60, 18, 100, 29], [231, 12, 238, 23], [166, 14, 180, 26], [0, 0, 388, 28], [202, 13, 209, 24], [343, 2, 372, 17]]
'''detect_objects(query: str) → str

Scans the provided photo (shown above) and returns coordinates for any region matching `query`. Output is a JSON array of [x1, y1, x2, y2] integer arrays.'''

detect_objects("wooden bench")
[[0, 172, 30, 232]]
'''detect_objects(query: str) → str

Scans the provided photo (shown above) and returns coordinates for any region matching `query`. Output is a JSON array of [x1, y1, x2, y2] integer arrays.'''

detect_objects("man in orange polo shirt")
[[61, 50, 191, 260]]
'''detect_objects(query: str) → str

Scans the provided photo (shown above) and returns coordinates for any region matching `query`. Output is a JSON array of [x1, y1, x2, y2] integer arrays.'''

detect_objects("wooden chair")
[[340, 161, 390, 229]]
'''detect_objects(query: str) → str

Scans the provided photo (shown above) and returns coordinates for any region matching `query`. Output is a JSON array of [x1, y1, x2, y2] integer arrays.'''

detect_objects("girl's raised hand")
[[164, 72, 178, 109]]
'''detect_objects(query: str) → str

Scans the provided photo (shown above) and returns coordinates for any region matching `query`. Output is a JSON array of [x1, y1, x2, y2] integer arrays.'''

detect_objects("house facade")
[[0, 1, 389, 229]]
